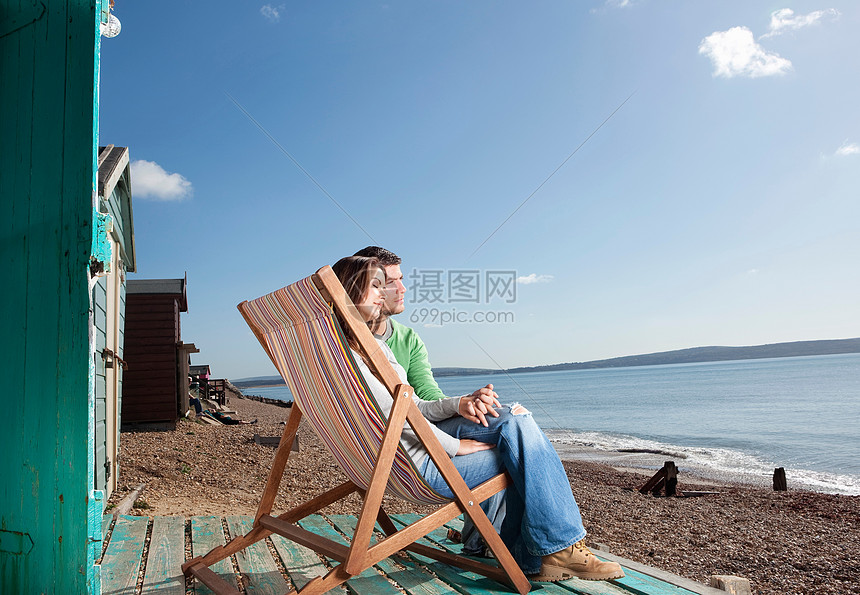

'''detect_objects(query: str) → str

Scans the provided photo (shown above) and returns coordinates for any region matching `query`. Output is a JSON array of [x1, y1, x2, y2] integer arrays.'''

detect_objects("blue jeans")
[[418, 406, 586, 574]]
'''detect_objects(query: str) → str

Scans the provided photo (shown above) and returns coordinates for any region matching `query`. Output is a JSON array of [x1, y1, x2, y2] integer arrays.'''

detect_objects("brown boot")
[[534, 540, 625, 582]]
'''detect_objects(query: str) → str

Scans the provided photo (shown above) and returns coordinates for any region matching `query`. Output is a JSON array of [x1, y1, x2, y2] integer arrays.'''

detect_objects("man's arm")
[[407, 335, 449, 401], [386, 320, 448, 401], [387, 320, 502, 419]]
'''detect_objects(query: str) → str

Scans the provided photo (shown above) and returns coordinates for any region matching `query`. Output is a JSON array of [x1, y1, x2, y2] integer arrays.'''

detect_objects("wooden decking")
[[99, 513, 718, 595]]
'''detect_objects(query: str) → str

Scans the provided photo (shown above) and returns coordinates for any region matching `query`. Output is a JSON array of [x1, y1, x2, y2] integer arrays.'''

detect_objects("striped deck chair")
[[182, 266, 530, 595]]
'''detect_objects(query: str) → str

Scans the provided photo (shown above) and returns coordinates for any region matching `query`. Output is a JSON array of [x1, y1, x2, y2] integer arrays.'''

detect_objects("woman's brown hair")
[[331, 256, 384, 373]]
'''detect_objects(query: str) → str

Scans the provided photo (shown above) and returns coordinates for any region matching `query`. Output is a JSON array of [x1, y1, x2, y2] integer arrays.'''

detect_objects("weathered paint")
[[91, 210, 113, 274], [89, 7, 108, 595], [0, 0, 104, 592], [89, 209, 111, 594]]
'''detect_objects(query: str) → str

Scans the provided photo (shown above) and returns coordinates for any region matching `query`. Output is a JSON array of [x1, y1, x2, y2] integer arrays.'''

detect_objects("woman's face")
[[355, 267, 386, 323]]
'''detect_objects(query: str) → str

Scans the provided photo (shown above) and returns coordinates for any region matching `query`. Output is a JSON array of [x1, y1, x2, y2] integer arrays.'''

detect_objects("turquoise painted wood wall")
[[0, 0, 103, 592]]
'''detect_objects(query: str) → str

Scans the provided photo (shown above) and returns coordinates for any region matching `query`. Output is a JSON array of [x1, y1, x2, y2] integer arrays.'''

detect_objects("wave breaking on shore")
[[545, 428, 860, 496]]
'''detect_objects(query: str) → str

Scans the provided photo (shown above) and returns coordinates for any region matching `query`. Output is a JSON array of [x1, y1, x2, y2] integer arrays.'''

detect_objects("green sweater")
[[385, 319, 448, 401]]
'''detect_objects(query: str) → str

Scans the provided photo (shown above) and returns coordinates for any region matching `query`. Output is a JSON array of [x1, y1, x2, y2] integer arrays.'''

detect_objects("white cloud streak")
[[130, 160, 193, 201], [517, 274, 554, 285], [699, 26, 792, 78], [762, 8, 840, 38], [835, 141, 860, 157], [260, 4, 284, 24]]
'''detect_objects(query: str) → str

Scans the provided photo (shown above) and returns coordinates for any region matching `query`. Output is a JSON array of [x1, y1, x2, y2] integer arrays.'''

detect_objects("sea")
[[244, 352, 860, 495]]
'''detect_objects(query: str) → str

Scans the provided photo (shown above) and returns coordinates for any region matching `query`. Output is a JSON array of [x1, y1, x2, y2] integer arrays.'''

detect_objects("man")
[[353, 246, 499, 405], [353, 246, 504, 555]]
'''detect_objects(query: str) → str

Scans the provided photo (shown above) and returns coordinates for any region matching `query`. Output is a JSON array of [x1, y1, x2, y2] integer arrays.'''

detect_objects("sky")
[[98, 1, 860, 380]]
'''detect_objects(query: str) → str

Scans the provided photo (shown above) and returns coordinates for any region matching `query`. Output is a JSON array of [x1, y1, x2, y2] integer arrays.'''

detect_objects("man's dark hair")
[[353, 246, 401, 266]]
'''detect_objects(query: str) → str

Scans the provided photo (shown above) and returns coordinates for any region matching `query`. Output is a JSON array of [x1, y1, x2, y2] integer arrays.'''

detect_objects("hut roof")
[[97, 145, 136, 272], [189, 364, 211, 376], [127, 277, 188, 311]]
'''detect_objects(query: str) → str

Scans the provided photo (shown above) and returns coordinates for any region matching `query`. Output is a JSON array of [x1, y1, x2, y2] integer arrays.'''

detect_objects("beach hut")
[[1, 1, 114, 591], [122, 277, 197, 426], [190, 363, 211, 383], [93, 145, 137, 499]]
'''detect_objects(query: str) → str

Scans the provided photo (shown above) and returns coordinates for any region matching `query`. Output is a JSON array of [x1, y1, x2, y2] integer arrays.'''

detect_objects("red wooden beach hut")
[[122, 276, 197, 426]]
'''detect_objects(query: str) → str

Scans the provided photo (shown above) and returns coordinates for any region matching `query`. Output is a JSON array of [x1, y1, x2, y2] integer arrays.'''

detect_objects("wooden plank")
[[268, 529, 341, 592], [187, 564, 242, 595], [388, 514, 516, 595], [588, 552, 717, 595], [226, 516, 289, 595], [441, 517, 699, 595], [391, 514, 639, 595], [604, 569, 699, 595], [329, 514, 458, 595], [259, 515, 349, 562], [191, 517, 237, 595], [298, 515, 402, 595], [638, 467, 667, 495], [198, 415, 223, 426], [101, 515, 149, 595], [103, 514, 115, 537], [143, 516, 186, 594]]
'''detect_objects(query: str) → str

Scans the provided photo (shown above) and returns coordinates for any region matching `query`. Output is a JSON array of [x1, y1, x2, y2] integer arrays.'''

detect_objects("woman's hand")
[[457, 438, 496, 456], [459, 386, 501, 427]]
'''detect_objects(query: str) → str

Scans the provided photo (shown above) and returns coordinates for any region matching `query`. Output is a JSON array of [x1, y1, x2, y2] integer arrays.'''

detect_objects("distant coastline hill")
[[233, 337, 860, 387]]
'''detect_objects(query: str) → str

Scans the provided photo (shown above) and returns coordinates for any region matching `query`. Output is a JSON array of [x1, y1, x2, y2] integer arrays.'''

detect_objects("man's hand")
[[459, 384, 501, 426], [470, 383, 499, 403], [457, 438, 496, 455]]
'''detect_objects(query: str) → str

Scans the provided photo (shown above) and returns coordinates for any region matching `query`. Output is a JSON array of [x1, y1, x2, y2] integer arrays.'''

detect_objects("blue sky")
[[99, 1, 860, 380]]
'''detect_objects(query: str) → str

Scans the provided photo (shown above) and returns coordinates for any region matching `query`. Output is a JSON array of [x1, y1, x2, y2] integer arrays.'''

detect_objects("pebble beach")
[[107, 391, 859, 595]]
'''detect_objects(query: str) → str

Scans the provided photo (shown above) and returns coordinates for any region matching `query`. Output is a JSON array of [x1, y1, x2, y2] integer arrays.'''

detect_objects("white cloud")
[[590, 0, 635, 14], [699, 26, 792, 78], [517, 274, 554, 285], [762, 8, 840, 38], [130, 160, 193, 201], [835, 141, 860, 157], [260, 4, 284, 23]]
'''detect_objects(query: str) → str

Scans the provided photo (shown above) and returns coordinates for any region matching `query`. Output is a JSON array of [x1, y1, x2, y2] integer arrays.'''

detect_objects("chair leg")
[[344, 383, 412, 574], [254, 404, 303, 523]]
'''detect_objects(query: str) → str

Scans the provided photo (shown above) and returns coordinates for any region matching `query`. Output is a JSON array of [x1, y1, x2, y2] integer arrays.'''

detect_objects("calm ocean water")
[[245, 353, 860, 495]]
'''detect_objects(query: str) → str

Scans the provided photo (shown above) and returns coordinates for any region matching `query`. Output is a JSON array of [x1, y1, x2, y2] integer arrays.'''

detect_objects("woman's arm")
[[354, 350, 462, 458]]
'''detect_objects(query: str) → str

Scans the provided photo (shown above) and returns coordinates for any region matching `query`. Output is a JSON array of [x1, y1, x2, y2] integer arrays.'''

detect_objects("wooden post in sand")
[[664, 461, 679, 497], [639, 461, 681, 496], [773, 467, 787, 491]]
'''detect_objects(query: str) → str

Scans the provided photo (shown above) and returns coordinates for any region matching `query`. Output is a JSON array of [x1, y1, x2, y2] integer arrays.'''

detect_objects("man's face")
[[382, 264, 406, 316]]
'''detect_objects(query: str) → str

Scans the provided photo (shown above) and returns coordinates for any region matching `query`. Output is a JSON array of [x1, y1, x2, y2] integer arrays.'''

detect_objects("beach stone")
[[709, 575, 752, 594]]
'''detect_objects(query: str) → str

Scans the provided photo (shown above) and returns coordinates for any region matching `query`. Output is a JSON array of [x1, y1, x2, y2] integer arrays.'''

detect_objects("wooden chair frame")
[[181, 266, 531, 595]]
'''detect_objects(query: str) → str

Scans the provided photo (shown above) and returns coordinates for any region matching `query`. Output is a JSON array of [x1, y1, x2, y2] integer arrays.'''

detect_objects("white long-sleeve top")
[[352, 340, 461, 467]]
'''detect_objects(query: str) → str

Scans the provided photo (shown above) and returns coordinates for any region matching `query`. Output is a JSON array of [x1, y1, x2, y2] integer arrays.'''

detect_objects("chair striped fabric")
[[240, 275, 449, 505]]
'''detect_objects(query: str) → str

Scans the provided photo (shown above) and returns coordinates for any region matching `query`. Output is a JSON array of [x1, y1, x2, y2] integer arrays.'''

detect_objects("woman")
[[331, 256, 623, 582]]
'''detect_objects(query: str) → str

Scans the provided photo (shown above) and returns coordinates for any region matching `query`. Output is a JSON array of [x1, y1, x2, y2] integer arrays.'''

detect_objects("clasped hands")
[[456, 384, 501, 455]]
